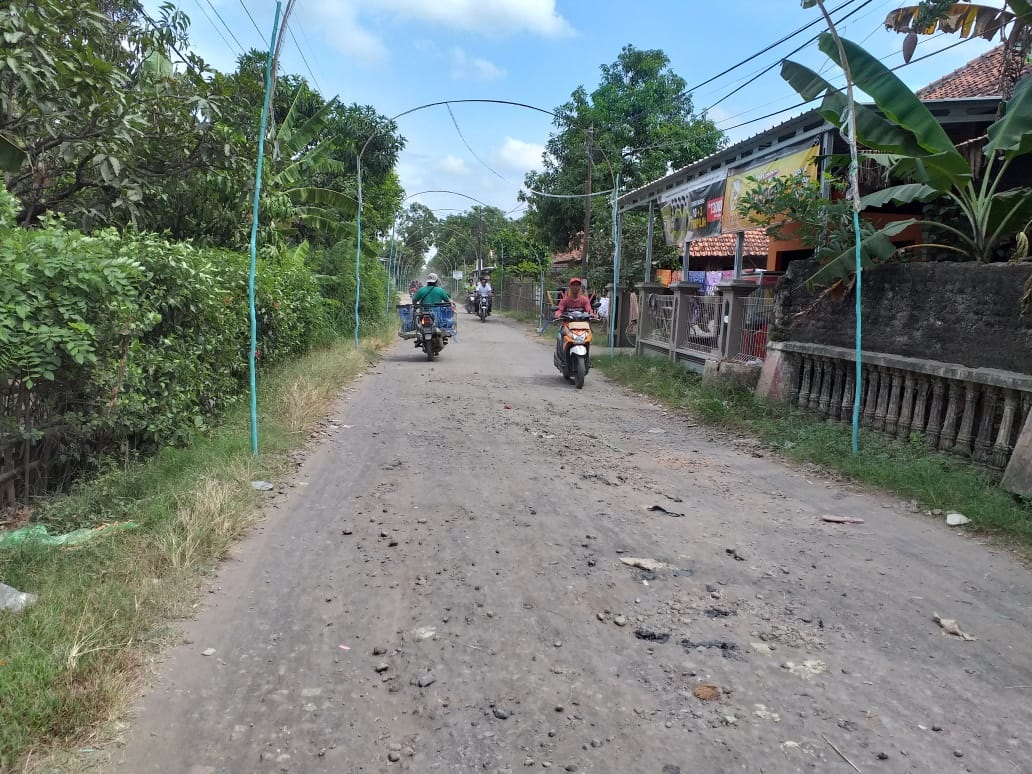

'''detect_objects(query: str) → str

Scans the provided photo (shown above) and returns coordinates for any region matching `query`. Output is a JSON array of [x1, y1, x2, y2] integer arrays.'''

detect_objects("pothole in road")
[[680, 639, 742, 659], [704, 607, 735, 619]]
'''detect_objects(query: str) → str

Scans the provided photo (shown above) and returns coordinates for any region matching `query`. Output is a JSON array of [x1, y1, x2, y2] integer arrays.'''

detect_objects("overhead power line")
[[446, 103, 506, 181], [287, 23, 323, 93], [238, 0, 265, 42], [686, 0, 860, 94], [203, 0, 247, 53], [703, 0, 875, 113], [715, 25, 1006, 134], [191, 0, 241, 55]]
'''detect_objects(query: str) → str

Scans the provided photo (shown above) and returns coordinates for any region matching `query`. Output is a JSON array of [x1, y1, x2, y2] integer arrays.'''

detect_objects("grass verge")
[[0, 326, 393, 772], [593, 354, 1032, 545], [498, 308, 542, 325]]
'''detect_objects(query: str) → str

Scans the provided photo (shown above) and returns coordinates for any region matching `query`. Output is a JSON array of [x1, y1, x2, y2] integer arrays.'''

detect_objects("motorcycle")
[[464, 292, 476, 314], [477, 293, 491, 322], [550, 310, 595, 389], [413, 303, 455, 361]]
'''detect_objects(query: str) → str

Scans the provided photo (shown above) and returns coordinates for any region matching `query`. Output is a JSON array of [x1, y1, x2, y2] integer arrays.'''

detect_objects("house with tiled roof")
[[917, 43, 1031, 99], [550, 233, 583, 269], [618, 43, 1021, 282], [688, 229, 768, 271]]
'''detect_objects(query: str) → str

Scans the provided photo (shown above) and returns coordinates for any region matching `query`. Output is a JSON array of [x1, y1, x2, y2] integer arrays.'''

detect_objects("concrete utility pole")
[[477, 210, 484, 275], [582, 125, 594, 265]]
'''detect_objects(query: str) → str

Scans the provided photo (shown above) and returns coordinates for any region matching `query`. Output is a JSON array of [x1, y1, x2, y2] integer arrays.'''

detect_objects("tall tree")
[[0, 0, 222, 227], [427, 206, 510, 279], [132, 52, 405, 250], [523, 45, 725, 273], [386, 203, 437, 284]]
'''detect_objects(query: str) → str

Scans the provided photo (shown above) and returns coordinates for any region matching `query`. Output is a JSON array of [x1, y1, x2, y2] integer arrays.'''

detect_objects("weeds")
[[0, 327, 392, 771], [594, 354, 1032, 545]]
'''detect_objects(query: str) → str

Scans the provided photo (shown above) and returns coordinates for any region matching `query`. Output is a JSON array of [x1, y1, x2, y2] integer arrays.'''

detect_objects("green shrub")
[[0, 210, 333, 493]]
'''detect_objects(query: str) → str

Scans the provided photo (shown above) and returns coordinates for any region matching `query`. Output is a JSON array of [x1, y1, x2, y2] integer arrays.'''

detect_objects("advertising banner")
[[658, 174, 726, 246], [720, 144, 820, 233]]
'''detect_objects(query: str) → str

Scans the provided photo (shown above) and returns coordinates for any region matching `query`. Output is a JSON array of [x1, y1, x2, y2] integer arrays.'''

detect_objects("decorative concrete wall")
[[772, 260, 1032, 374]]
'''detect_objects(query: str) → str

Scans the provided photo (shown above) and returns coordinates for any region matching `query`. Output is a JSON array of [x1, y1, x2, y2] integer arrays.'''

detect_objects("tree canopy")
[[522, 45, 725, 282], [0, 0, 404, 251]]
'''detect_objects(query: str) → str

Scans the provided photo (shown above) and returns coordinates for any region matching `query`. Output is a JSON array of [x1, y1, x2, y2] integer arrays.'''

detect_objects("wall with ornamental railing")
[[762, 341, 1031, 471]]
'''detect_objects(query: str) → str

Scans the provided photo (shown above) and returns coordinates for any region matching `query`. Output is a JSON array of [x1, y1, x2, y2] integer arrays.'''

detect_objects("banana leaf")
[[277, 90, 338, 155], [818, 34, 961, 161], [860, 184, 941, 208], [984, 73, 1032, 160], [909, 150, 974, 191], [986, 187, 1032, 240], [1007, 0, 1032, 22], [286, 186, 358, 217], [806, 218, 916, 289], [780, 61, 926, 157], [0, 134, 26, 172]]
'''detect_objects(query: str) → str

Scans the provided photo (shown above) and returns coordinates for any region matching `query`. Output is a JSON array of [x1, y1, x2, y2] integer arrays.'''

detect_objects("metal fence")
[[682, 295, 721, 354], [641, 294, 676, 346], [737, 294, 774, 362], [498, 279, 543, 316]]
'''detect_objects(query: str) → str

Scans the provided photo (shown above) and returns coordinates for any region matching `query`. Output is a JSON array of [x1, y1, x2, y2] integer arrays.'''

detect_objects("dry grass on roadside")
[[156, 476, 252, 571], [270, 329, 391, 435], [0, 332, 393, 773]]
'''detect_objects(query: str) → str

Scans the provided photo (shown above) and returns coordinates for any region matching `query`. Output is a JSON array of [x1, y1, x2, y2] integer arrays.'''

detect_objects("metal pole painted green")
[[247, 0, 282, 457], [354, 154, 363, 347], [385, 215, 398, 315]]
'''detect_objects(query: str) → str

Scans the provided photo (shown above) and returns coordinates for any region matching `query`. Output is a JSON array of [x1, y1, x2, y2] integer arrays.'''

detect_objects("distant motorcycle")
[[477, 294, 491, 322], [549, 309, 595, 388], [465, 292, 476, 314]]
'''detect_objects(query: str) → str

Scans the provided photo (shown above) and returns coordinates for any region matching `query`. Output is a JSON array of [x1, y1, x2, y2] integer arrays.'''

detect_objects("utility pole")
[[477, 210, 484, 275], [581, 125, 593, 266]]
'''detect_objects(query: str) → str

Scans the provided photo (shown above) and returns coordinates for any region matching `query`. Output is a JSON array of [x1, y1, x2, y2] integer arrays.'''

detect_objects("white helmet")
[[426, 273, 439, 283]]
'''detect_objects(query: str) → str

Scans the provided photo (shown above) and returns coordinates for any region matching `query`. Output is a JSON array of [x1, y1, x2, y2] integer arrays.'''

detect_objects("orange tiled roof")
[[551, 249, 581, 267], [550, 232, 585, 267], [688, 229, 768, 258], [917, 44, 1030, 99]]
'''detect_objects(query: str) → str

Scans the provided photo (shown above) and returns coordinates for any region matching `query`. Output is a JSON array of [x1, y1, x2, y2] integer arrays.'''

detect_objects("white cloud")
[[375, 0, 574, 37], [450, 47, 506, 81], [307, 0, 573, 51], [494, 137, 544, 173], [436, 154, 471, 176], [308, 1, 388, 63]]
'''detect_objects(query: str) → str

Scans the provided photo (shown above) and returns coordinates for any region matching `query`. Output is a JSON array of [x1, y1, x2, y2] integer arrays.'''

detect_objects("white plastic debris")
[[0, 583, 37, 613]]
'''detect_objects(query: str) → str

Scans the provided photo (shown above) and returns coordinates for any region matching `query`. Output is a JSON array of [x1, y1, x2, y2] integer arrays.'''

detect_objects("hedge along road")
[[112, 314, 1032, 774]]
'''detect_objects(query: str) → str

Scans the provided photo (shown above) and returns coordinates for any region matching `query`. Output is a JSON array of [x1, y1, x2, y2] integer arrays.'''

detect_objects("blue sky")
[[165, 0, 1005, 220]]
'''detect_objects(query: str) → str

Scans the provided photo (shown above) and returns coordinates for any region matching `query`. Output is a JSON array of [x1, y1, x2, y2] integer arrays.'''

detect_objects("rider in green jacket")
[[412, 273, 453, 306]]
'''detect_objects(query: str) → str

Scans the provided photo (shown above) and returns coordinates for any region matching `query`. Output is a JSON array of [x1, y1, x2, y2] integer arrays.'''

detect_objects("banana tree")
[[781, 33, 1032, 286], [263, 88, 361, 246], [884, 2, 1031, 69]]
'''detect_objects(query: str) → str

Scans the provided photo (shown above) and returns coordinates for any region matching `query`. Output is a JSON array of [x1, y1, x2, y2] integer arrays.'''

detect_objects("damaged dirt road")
[[114, 316, 1032, 774]]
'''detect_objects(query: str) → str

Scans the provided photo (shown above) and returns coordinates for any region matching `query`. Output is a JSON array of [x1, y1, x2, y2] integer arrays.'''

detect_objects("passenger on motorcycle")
[[475, 276, 493, 315], [554, 277, 596, 319]]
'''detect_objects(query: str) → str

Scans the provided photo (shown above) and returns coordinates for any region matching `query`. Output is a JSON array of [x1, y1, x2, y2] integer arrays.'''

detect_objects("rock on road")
[[114, 314, 1032, 774]]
